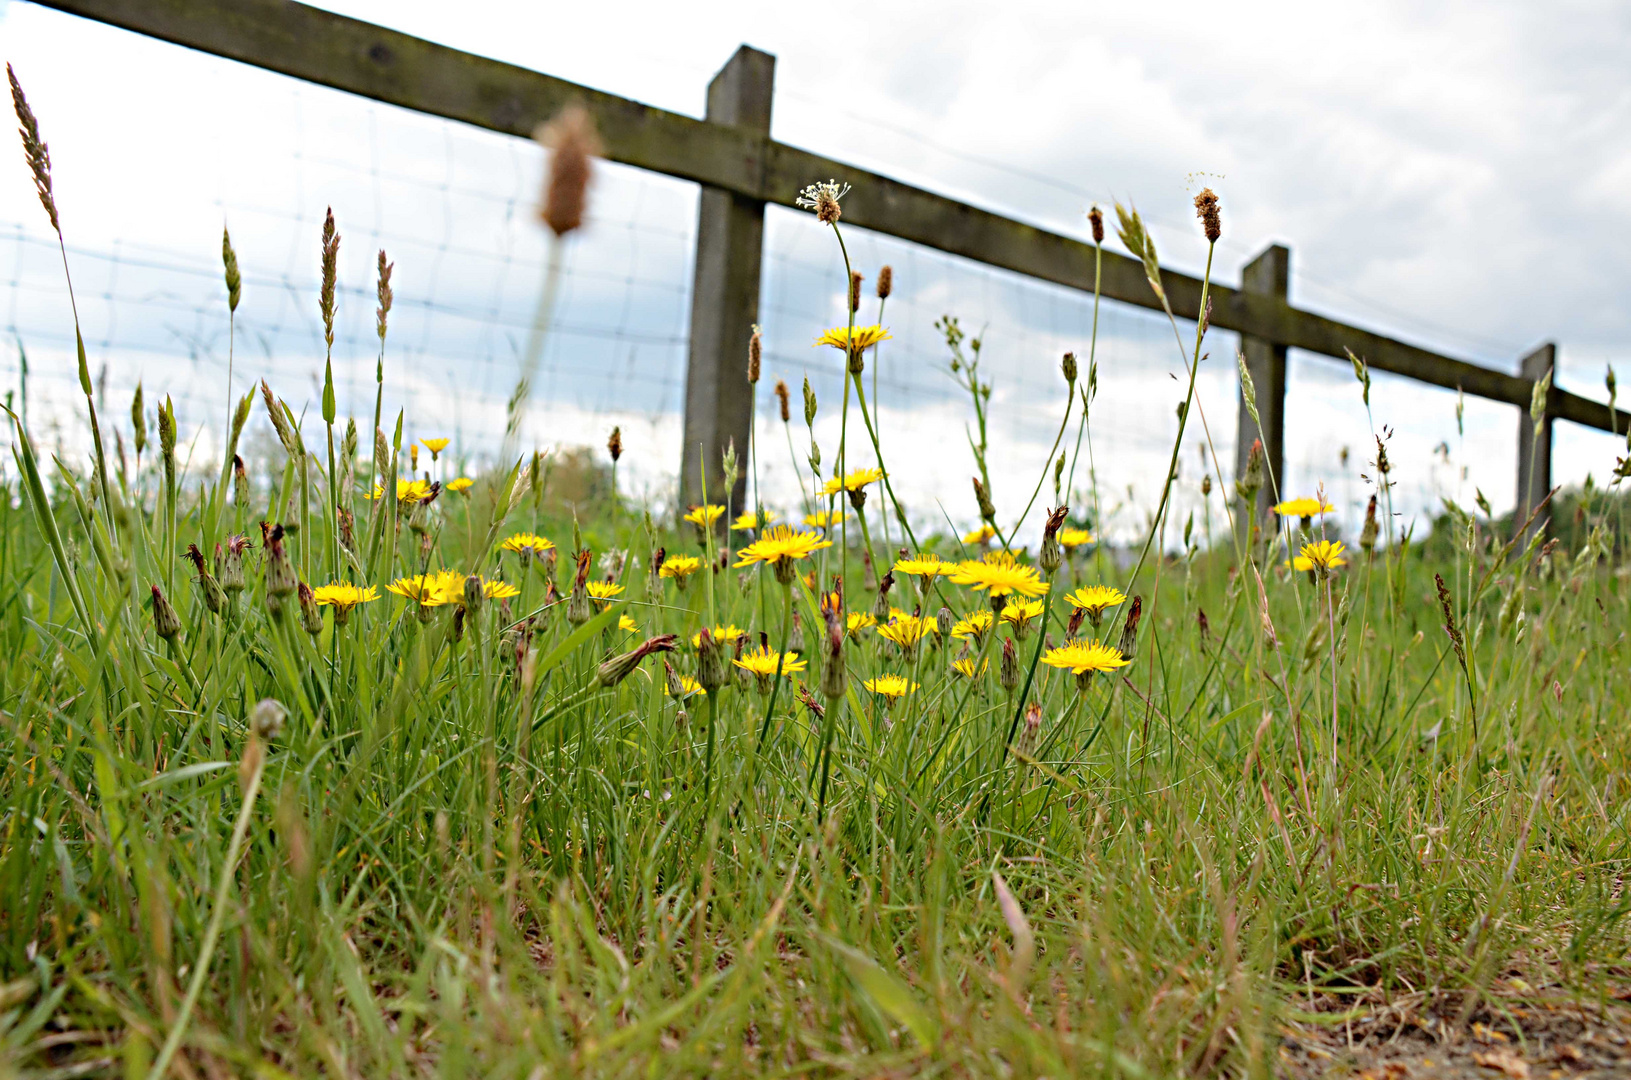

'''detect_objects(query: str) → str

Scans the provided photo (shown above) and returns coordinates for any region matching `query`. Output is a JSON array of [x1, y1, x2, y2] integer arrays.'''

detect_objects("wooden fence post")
[[1235, 244, 1289, 527], [1514, 342, 1556, 541], [679, 45, 775, 515]]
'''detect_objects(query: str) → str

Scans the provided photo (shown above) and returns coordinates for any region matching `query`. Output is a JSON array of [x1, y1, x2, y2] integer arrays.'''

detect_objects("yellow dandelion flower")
[[421, 438, 451, 455], [665, 674, 705, 698], [1064, 585, 1126, 615], [734, 525, 832, 569], [862, 674, 918, 699], [876, 613, 933, 648], [586, 581, 624, 605], [479, 578, 521, 601], [952, 657, 989, 678], [999, 598, 1045, 629], [730, 509, 778, 531], [386, 573, 455, 606], [1058, 527, 1095, 549], [846, 612, 877, 635], [683, 504, 726, 528], [312, 582, 379, 613], [804, 509, 845, 528], [446, 477, 474, 493], [501, 532, 555, 557], [1042, 639, 1131, 676], [821, 467, 885, 497], [893, 553, 951, 579], [732, 646, 807, 677], [366, 478, 433, 504], [659, 555, 702, 579], [963, 524, 996, 545], [1274, 497, 1334, 519], [691, 625, 746, 649], [813, 324, 891, 352], [949, 551, 1049, 599], [1296, 539, 1347, 575], [950, 610, 994, 640], [619, 614, 639, 633]]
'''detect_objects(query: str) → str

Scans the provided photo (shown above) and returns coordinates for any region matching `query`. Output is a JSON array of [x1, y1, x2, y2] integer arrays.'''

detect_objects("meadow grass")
[[3, 73, 1631, 1080]]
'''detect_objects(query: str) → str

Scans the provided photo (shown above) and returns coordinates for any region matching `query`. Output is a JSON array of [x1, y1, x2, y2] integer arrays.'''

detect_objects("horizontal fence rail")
[[25, 0, 1626, 525]]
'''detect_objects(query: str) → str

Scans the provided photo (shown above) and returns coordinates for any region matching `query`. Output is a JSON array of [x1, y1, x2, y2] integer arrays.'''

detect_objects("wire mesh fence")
[[4, 3, 1626, 546]]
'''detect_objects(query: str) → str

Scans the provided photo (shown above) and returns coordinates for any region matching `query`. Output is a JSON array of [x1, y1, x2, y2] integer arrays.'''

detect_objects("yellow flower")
[[665, 674, 706, 698], [1058, 527, 1095, 549], [893, 553, 951, 579], [1296, 539, 1348, 575], [1275, 497, 1334, 519], [683, 504, 726, 528], [963, 524, 996, 545], [951, 657, 989, 678], [821, 467, 885, 497], [846, 612, 877, 635], [366, 478, 433, 504], [949, 551, 1049, 599], [730, 509, 778, 530], [478, 578, 521, 601], [804, 509, 845, 528], [312, 582, 379, 613], [732, 646, 807, 677], [1000, 598, 1045, 630], [619, 614, 639, 633], [586, 581, 624, 605], [446, 477, 474, 493], [863, 674, 918, 699], [691, 625, 745, 649], [386, 573, 455, 606], [813, 324, 891, 352], [734, 525, 832, 569], [659, 555, 702, 579], [1042, 640, 1131, 676], [877, 613, 933, 648], [1064, 585, 1126, 616], [421, 438, 451, 456], [501, 532, 555, 557], [950, 610, 994, 640]]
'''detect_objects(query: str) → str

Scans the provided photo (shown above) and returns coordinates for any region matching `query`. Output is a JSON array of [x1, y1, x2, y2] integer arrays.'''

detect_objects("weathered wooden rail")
[[30, 0, 1622, 523]]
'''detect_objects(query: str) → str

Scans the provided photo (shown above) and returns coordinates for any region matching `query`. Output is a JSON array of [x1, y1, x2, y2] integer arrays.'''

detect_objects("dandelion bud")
[[216, 535, 249, 593], [1019, 701, 1043, 753], [877, 265, 893, 300], [696, 628, 729, 693], [449, 605, 467, 645], [1040, 505, 1067, 575], [607, 425, 623, 463], [150, 584, 182, 641], [251, 698, 286, 742], [222, 225, 242, 313], [936, 606, 954, 639], [873, 572, 895, 623], [820, 613, 846, 702], [337, 507, 356, 553], [1066, 607, 1085, 637], [1117, 595, 1143, 662], [788, 611, 806, 655], [1236, 439, 1264, 503], [536, 104, 600, 237], [1193, 187, 1221, 243], [463, 573, 485, 615], [408, 495, 433, 536], [747, 324, 762, 385], [1053, 452, 1067, 500], [1360, 495, 1380, 555], [184, 543, 227, 615], [849, 271, 863, 314], [410, 443, 420, 475], [130, 383, 147, 459], [774, 379, 791, 423], [664, 658, 686, 699], [1197, 607, 1211, 641], [599, 634, 678, 688], [567, 550, 592, 625], [1000, 636, 1019, 692], [297, 582, 323, 636], [1061, 352, 1077, 385], [263, 524, 297, 600], [973, 476, 996, 522], [1088, 206, 1105, 244]]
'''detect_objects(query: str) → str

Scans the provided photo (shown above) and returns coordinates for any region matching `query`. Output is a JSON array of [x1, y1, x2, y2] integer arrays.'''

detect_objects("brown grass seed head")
[[876, 264, 892, 299], [8, 64, 59, 234], [536, 104, 601, 237], [1087, 205, 1104, 244], [1193, 187, 1221, 243]]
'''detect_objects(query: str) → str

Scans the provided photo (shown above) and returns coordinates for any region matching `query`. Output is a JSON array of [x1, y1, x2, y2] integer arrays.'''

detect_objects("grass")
[[3, 75, 1631, 1079]]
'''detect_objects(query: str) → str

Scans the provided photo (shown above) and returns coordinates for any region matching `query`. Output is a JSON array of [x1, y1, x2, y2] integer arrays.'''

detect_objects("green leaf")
[[825, 937, 938, 1050]]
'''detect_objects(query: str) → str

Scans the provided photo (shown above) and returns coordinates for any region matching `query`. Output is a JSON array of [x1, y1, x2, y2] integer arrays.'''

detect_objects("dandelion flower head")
[[734, 525, 832, 568], [683, 504, 725, 528], [863, 674, 918, 699], [813, 325, 891, 353], [732, 646, 807, 677], [1275, 497, 1334, 519], [1064, 585, 1126, 615], [821, 467, 885, 497], [950, 550, 1049, 599], [1042, 640, 1132, 676]]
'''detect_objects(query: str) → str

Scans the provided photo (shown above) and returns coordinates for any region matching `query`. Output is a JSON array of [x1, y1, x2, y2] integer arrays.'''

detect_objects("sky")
[[1, 0, 1628, 538]]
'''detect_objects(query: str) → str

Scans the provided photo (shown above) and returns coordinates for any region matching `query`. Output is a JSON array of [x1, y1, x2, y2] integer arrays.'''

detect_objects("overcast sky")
[[2, 0, 1628, 534]]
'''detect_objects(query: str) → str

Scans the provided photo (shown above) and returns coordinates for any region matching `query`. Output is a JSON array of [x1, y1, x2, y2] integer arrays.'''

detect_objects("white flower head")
[[796, 179, 850, 224]]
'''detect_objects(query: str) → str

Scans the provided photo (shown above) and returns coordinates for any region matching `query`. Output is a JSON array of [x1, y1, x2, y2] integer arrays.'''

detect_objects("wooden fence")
[[30, 0, 1627, 526]]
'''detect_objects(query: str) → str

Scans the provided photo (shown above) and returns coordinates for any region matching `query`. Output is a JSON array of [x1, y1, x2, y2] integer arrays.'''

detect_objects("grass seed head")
[[774, 379, 790, 423], [876, 264, 892, 299], [607, 426, 622, 463], [222, 226, 242, 313], [849, 271, 863, 314], [747, 325, 762, 385], [1088, 205, 1104, 244], [8, 64, 59, 235], [1193, 187, 1222, 243], [536, 104, 600, 237]]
